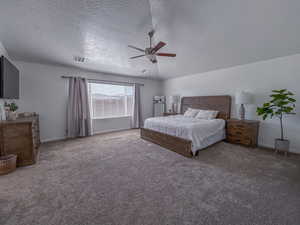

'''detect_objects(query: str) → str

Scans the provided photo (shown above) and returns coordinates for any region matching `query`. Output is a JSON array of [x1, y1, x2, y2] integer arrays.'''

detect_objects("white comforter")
[[144, 115, 225, 154]]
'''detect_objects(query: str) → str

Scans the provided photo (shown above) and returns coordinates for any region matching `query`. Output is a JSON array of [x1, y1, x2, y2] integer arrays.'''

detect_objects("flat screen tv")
[[0, 56, 19, 99]]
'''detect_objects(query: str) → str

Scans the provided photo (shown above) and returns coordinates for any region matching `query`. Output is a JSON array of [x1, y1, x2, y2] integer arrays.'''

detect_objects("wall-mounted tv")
[[0, 56, 19, 99]]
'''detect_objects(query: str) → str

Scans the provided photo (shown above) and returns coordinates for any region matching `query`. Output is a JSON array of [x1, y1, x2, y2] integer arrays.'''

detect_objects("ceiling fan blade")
[[130, 55, 146, 59], [128, 45, 144, 52], [156, 53, 176, 57], [151, 41, 166, 54]]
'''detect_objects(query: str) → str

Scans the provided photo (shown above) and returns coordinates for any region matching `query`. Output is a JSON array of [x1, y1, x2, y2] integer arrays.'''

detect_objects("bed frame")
[[141, 95, 232, 157]]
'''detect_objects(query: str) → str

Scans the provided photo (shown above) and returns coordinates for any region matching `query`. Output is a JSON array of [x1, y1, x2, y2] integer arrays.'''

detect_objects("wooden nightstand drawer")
[[226, 119, 260, 147], [227, 124, 248, 133], [227, 123, 245, 129], [226, 129, 253, 138], [227, 136, 251, 146], [227, 132, 250, 139]]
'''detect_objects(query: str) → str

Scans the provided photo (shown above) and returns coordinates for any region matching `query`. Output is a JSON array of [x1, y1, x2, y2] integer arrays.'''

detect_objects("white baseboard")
[[41, 136, 66, 143], [259, 143, 299, 154], [42, 128, 134, 143], [92, 128, 133, 135]]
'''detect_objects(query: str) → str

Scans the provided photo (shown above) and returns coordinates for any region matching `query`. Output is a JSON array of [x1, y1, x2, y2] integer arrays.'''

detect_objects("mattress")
[[144, 115, 226, 155]]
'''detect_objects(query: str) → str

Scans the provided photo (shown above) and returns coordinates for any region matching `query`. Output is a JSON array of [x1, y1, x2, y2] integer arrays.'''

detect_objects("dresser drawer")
[[3, 124, 31, 138]]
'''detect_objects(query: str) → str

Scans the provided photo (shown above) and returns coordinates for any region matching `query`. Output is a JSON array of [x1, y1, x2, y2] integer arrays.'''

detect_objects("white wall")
[[163, 54, 300, 153], [0, 41, 8, 57], [16, 61, 162, 142]]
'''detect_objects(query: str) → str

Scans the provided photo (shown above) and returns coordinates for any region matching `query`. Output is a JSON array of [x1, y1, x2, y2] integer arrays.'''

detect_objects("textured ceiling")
[[1, 0, 300, 79], [150, 0, 300, 78], [0, 0, 159, 78]]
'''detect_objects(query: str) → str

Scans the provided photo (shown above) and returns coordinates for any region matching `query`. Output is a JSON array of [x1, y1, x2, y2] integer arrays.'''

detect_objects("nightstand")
[[163, 112, 178, 116], [226, 119, 260, 147]]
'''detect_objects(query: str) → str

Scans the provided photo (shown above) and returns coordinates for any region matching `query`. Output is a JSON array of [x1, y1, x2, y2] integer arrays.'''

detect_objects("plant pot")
[[7, 111, 17, 121], [275, 138, 290, 155]]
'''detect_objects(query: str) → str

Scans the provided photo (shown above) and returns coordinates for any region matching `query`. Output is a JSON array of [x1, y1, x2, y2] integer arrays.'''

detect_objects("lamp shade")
[[236, 91, 252, 105], [169, 95, 180, 103]]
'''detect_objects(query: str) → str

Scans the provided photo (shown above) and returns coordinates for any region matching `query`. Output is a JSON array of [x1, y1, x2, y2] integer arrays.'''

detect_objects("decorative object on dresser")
[[0, 104, 6, 120], [0, 154, 17, 175], [0, 113, 40, 167], [236, 91, 252, 120], [257, 89, 296, 156], [4, 101, 18, 121], [226, 119, 259, 147], [169, 95, 180, 113]]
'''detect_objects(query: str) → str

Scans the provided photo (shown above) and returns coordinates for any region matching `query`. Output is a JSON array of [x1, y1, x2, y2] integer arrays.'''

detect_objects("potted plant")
[[4, 102, 19, 121], [257, 89, 296, 154]]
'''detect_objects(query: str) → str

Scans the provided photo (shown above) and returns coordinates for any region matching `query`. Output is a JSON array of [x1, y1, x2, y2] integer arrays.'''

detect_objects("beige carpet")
[[1, 129, 300, 225]]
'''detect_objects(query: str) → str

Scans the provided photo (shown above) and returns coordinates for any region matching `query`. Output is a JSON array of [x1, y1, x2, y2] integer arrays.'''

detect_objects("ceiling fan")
[[128, 30, 176, 63]]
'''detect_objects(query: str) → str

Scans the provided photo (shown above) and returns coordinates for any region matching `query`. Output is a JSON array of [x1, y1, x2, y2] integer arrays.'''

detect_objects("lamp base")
[[172, 103, 177, 113], [239, 104, 245, 120]]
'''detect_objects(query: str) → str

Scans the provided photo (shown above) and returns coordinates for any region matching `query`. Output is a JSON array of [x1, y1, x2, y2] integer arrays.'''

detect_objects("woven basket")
[[0, 154, 17, 175]]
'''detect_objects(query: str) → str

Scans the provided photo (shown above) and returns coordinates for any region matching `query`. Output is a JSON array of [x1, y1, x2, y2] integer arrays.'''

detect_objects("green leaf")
[[288, 97, 296, 102], [272, 89, 285, 93], [278, 101, 289, 106]]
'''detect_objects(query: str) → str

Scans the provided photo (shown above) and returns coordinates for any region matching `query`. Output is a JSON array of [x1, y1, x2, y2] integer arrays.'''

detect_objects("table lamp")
[[236, 91, 252, 120]]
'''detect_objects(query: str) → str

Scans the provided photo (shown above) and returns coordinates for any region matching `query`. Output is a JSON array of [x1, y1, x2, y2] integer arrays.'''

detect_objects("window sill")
[[92, 116, 131, 120]]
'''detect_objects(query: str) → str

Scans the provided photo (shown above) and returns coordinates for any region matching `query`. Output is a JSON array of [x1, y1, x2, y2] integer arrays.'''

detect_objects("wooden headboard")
[[180, 95, 232, 120]]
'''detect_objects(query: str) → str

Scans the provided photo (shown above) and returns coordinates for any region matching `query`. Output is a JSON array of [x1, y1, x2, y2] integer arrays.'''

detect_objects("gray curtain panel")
[[67, 77, 92, 138], [131, 84, 141, 128]]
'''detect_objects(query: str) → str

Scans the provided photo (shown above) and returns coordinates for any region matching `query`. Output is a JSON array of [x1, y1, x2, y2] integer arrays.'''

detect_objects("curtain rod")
[[61, 76, 144, 86]]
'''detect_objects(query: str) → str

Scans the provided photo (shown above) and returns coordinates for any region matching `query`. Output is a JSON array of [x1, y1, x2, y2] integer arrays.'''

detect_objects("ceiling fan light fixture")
[[128, 30, 176, 63]]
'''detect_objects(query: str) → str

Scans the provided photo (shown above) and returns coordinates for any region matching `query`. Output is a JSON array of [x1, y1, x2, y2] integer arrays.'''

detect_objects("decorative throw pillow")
[[183, 108, 200, 117], [195, 110, 219, 120]]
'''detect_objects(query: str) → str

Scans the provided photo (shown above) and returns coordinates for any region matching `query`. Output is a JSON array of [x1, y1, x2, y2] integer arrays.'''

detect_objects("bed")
[[141, 95, 231, 157]]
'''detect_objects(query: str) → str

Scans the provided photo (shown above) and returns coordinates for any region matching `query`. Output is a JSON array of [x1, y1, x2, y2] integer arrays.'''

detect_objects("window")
[[89, 82, 133, 119]]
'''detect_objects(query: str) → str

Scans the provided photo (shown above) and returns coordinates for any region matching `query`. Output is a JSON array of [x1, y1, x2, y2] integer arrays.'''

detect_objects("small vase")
[[7, 111, 17, 121], [275, 138, 290, 156]]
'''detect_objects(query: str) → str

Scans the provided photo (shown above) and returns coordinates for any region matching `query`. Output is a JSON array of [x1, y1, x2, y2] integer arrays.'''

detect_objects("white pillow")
[[195, 110, 219, 120], [183, 108, 200, 117]]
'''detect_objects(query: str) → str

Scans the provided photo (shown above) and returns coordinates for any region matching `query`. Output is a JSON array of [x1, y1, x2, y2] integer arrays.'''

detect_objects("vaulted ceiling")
[[1, 0, 300, 79]]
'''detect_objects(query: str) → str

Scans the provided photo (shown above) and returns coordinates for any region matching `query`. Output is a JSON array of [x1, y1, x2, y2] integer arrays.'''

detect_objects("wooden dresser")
[[0, 115, 40, 166], [226, 119, 260, 147]]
